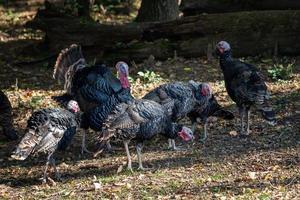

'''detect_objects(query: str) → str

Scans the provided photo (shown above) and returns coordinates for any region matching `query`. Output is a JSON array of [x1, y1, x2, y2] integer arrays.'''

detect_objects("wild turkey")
[[187, 94, 234, 141], [0, 90, 18, 140], [96, 99, 193, 171], [143, 81, 212, 149], [215, 41, 276, 135], [11, 100, 81, 183], [52, 44, 133, 153]]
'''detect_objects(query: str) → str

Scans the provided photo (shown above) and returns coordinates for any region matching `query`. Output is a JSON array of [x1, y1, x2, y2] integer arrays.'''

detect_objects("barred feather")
[[98, 99, 185, 148], [53, 44, 86, 96], [143, 81, 201, 121], [11, 108, 80, 160]]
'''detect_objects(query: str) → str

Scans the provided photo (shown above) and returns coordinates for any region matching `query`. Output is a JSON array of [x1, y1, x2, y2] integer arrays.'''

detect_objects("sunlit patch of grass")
[[210, 174, 224, 181], [192, 177, 205, 186], [258, 193, 271, 200]]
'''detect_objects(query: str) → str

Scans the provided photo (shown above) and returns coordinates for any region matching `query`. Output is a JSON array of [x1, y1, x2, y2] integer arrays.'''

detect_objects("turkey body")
[[53, 45, 133, 153], [0, 90, 18, 140], [11, 108, 81, 182], [143, 81, 202, 121], [98, 99, 193, 171], [216, 41, 276, 135], [143, 81, 212, 146], [71, 64, 133, 131]]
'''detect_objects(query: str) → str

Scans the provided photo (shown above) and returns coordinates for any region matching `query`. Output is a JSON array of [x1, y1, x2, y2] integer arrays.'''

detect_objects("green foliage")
[[258, 193, 271, 200], [3, 9, 20, 23], [29, 96, 43, 109], [137, 70, 162, 84], [267, 62, 294, 81]]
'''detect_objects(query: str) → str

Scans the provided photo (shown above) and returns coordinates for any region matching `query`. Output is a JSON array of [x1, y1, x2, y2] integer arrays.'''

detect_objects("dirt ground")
[[0, 7, 299, 200]]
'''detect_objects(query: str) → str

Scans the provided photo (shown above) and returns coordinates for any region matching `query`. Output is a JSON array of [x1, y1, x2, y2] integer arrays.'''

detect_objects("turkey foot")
[[137, 165, 153, 171], [124, 141, 133, 172], [40, 176, 57, 186], [167, 139, 185, 151], [199, 122, 208, 143]]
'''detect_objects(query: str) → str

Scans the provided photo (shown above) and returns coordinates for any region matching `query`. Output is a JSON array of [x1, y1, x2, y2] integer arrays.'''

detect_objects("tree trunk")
[[181, 0, 300, 16], [136, 0, 179, 22], [28, 8, 300, 62]]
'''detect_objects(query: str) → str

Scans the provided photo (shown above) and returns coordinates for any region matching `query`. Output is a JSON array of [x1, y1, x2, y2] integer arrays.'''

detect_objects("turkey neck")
[[161, 120, 181, 139], [219, 50, 235, 79]]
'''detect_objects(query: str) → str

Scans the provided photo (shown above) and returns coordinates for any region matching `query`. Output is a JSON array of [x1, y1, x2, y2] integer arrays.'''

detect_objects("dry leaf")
[[229, 130, 238, 136], [94, 182, 101, 191], [248, 172, 257, 180], [117, 165, 123, 174]]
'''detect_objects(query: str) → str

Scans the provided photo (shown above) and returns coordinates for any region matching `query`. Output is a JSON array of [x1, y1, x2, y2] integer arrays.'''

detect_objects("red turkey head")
[[67, 100, 80, 113], [200, 83, 212, 97], [116, 61, 130, 89], [216, 41, 231, 55], [178, 126, 194, 141]]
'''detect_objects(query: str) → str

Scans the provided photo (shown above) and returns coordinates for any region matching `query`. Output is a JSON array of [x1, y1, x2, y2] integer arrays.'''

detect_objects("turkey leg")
[[50, 157, 61, 181], [136, 143, 152, 171], [191, 122, 197, 133], [200, 121, 208, 142], [239, 107, 245, 135], [245, 109, 250, 135], [124, 140, 132, 172], [41, 153, 53, 183], [81, 129, 91, 154], [168, 139, 181, 151]]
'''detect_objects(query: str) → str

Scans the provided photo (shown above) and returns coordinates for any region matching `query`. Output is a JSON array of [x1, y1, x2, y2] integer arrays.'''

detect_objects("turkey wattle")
[[96, 99, 194, 171], [11, 100, 81, 183], [216, 41, 276, 135]]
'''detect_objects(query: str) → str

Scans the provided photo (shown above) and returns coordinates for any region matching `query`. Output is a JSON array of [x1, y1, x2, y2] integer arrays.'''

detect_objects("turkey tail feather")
[[11, 129, 38, 160], [53, 44, 86, 85]]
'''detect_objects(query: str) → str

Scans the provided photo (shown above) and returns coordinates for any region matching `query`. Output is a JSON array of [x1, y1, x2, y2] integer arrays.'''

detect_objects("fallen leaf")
[[117, 165, 123, 174], [94, 182, 101, 191], [248, 172, 257, 180], [229, 130, 238, 136]]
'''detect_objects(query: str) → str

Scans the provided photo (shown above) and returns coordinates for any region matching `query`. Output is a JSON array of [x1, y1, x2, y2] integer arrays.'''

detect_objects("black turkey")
[[96, 99, 193, 171], [216, 41, 276, 135], [187, 94, 234, 141], [143, 81, 212, 149], [52, 44, 133, 153], [0, 90, 18, 140], [11, 100, 81, 183]]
